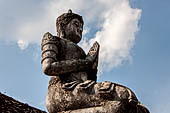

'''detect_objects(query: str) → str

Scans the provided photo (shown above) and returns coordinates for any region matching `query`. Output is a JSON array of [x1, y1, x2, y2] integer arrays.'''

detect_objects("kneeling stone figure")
[[41, 10, 150, 113]]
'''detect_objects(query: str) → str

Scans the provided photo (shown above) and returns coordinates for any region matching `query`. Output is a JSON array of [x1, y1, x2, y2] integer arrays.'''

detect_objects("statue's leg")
[[72, 80, 139, 107], [93, 81, 139, 108], [46, 78, 80, 113], [58, 101, 124, 113], [46, 79, 148, 113], [137, 104, 150, 113], [58, 101, 149, 113], [46, 79, 100, 113]]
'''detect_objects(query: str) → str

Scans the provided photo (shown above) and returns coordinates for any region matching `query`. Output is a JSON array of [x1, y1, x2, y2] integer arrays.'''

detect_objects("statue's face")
[[65, 18, 83, 43]]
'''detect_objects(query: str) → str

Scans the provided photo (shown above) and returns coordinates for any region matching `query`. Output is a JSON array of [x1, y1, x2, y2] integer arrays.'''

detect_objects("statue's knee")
[[99, 81, 114, 91]]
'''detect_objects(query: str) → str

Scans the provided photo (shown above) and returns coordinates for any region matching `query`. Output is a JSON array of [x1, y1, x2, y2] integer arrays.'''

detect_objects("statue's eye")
[[73, 22, 79, 27]]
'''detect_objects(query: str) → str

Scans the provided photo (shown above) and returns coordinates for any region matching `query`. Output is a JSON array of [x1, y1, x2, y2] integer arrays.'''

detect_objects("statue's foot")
[[75, 80, 96, 93], [98, 81, 114, 92], [96, 81, 115, 99], [62, 81, 79, 90]]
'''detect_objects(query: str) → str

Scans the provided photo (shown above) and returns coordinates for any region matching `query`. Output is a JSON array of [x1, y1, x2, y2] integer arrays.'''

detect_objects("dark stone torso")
[[59, 38, 86, 60], [49, 38, 88, 85]]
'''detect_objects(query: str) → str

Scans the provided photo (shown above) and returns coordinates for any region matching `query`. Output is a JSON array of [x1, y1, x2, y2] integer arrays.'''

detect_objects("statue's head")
[[56, 9, 84, 43]]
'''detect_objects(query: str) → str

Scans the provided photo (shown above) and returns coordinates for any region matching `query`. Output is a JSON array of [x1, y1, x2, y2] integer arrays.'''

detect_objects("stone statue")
[[41, 9, 150, 113]]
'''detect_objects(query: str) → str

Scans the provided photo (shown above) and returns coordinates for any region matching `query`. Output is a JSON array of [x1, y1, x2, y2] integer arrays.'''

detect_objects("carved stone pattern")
[[41, 32, 60, 64]]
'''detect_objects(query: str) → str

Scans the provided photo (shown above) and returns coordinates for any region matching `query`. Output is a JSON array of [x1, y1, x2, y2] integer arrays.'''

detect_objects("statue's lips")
[[75, 32, 82, 42], [78, 34, 82, 39], [75, 36, 81, 43]]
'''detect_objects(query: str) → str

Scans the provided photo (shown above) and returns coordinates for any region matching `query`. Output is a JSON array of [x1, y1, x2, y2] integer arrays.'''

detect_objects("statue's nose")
[[79, 27, 83, 33], [77, 27, 83, 34]]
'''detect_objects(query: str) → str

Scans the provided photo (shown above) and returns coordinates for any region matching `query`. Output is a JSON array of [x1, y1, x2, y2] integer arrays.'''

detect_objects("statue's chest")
[[60, 40, 86, 60]]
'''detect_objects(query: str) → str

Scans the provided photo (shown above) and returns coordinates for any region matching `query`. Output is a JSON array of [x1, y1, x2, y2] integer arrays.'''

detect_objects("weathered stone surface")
[[0, 92, 46, 113], [41, 9, 150, 113], [45, 79, 149, 113], [59, 101, 149, 113]]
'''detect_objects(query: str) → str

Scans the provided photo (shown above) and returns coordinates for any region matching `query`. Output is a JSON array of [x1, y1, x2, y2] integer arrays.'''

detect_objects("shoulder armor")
[[41, 32, 60, 49], [41, 32, 61, 63]]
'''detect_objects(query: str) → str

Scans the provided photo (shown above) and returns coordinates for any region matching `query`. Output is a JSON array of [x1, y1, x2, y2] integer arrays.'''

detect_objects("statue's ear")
[[60, 31, 65, 38], [57, 24, 65, 38]]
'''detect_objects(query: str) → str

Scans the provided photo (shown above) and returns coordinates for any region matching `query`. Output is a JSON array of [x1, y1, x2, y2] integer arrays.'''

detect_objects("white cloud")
[[82, 27, 90, 36], [0, 0, 141, 73], [80, 0, 141, 72], [17, 40, 28, 50]]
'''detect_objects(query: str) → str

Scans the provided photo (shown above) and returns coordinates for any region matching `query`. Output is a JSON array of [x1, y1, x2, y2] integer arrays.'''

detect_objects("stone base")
[[58, 101, 150, 113]]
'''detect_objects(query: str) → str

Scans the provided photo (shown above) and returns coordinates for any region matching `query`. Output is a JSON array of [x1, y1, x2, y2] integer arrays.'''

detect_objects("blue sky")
[[0, 0, 170, 113]]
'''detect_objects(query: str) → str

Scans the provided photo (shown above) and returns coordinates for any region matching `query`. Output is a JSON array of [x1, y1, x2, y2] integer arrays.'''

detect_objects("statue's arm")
[[41, 32, 93, 76]]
